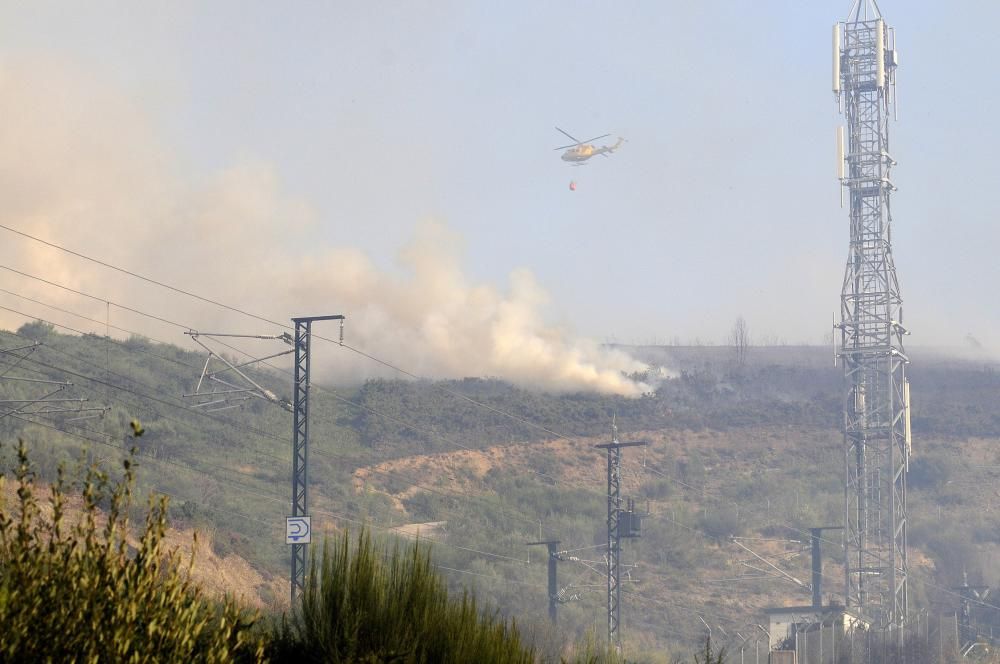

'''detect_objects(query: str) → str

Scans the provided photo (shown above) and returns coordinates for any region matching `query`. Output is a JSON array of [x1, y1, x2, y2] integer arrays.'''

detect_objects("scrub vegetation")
[[0, 440, 264, 663], [2, 324, 1000, 660]]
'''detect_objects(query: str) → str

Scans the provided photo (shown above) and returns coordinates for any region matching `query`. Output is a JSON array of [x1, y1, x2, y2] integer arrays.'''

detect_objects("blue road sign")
[[285, 516, 311, 544]]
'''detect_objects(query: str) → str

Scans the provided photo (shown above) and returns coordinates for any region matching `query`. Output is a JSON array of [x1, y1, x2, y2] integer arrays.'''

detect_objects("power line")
[[0, 264, 188, 330], [0, 291, 548, 529], [0, 295, 554, 538], [0, 287, 931, 628], [0, 318, 290, 452], [307, 505, 529, 565], [11, 405, 544, 595], [10, 412, 289, 508], [0, 288, 656, 620], [7, 414, 284, 530], [433, 565, 539, 589], [630, 458, 1000, 617], [0, 230, 600, 462], [11, 225, 984, 627], [0, 278, 577, 505], [0, 224, 286, 330], [0, 224, 754, 643], [0, 287, 201, 371], [10, 411, 537, 568], [0, 237, 623, 544], [332, 340, 580, 443], [1, 354, 548, 570], [317, 388, 570, 490]]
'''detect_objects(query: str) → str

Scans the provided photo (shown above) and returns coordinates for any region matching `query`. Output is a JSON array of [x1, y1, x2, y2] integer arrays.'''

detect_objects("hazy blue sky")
[[1, 1, 998, 356]]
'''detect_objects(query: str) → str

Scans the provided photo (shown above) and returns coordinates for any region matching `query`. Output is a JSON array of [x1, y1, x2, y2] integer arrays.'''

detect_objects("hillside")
[[3, 323, 1000, 660], [0, 475, 287, 610]]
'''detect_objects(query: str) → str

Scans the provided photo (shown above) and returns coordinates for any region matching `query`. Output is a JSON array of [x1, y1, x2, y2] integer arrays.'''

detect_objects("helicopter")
[[554, 127, 625, 165]]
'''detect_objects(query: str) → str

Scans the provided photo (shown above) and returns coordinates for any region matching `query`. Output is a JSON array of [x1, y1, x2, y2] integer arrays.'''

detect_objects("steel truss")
[[182, 317, 344, 605], [595, 423, 645, 652], [836, 3, 910, 628], [290, 315, 343, 604]]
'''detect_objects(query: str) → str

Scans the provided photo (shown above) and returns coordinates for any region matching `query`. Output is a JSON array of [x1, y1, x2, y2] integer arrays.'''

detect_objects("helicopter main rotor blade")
[[555, 126, 583, 144], [554, 142, 582, 150], [580, 133, 611, 144]]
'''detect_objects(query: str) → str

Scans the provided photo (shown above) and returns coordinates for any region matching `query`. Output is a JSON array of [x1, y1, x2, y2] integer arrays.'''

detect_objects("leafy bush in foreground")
[[0, 440, 264, 663], [269, 529, 534, 663]]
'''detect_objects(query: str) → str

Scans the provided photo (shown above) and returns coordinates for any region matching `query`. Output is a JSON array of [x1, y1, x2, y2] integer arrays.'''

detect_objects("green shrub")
[[0, 440, 264, 662], [567, 628, 625, 663], [269, 529, 534, 663], [908, 455, 953, 490], [693, 636, 726, 664], [642, 478, 673, 500], [698, 508, 743, 540]]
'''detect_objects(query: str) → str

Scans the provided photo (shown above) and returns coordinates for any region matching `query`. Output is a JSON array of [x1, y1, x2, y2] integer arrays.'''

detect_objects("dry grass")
[[0, 473, 288, 610]]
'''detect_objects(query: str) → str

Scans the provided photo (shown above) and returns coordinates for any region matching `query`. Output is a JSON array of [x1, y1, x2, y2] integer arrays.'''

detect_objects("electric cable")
[[10, 412, 537, 567], [7, 414, 283, 530], [0, 231, 608, 467], [0, 293, 548, 529], [0, 224, 286, 330], [8, 226, 987, 630], [0, 280, 574, 516], [0, 317, 291, 453], [631, 458, 1000, 616]]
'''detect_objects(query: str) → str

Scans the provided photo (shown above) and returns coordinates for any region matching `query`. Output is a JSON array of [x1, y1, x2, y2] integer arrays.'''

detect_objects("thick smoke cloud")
[[0, 59, 651, 396]]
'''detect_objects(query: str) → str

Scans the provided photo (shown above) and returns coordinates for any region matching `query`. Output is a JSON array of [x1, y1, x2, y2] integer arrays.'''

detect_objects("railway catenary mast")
[[834, 0, 911, 628], [595, 420, 646, 653]]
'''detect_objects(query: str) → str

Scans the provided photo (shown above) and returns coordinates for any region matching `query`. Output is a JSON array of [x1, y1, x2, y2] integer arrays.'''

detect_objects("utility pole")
[[182, 315, 345, 605], [809, 526, 843, 608], [595, 418, 646, 653], [290, 315, 344, 603], [526, 539, 561, 623]]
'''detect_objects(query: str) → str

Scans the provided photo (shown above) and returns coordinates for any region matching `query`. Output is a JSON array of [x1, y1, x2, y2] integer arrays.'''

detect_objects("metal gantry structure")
[[290, 315, 344, 602], [595, 420, 646, 652], [184, 315, 344, 604], [1, 341, 109, 422], [834, 0, 910, 628], [810, 526, 843, 609]]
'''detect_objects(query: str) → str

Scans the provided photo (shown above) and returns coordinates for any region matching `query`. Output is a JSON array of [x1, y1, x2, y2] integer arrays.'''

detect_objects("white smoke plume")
[[0, 58, 651, 396]]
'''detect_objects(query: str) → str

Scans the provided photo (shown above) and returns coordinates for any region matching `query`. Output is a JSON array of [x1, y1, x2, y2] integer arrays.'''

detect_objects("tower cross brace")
[[835, 4, 909, 628], [291, 314, 344, 604], [595, 428, 646, 652]]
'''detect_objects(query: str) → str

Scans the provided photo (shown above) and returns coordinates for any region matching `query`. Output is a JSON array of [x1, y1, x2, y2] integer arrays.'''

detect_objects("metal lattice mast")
[[606, 434, 622, 649], [834, 0, 910, 628], [290, 319, 311, 603], [291, 315, 344, 603], [595, 422, 646, 652], [181, 320, 344, 605]]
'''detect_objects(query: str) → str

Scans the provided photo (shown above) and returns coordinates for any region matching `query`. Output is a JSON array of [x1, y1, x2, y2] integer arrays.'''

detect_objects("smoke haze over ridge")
[[0, 58, 651, 395], [3, 0, 1000, 378]]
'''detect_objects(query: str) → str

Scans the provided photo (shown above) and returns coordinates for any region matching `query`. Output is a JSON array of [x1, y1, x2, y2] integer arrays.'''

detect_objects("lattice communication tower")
[[834, 0, 911, 628]]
